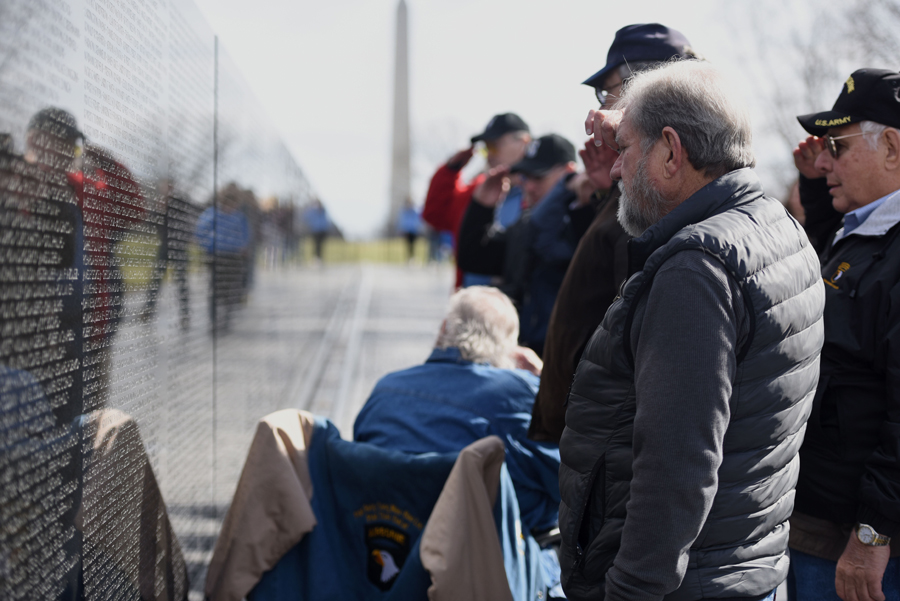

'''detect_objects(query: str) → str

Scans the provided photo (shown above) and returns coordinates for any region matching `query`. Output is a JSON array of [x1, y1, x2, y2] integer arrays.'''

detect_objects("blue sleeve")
[[529, 177, 579, 265], [195, 208, 214, 254], [238, 214, 250, 250], [492, 373, 561, 533]]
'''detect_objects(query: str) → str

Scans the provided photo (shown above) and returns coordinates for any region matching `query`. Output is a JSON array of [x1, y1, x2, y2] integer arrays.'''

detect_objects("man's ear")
[[659, 126, 684, 178], [883, 128, 900, 172]]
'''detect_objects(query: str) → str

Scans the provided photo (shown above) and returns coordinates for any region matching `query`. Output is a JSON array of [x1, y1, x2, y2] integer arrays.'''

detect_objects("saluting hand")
[[585, 109, 623, 151], [793, 136, 827, 180], [579, 140, 617, 191], [472, 166, 510, 208], [446, 147, 475, 170]]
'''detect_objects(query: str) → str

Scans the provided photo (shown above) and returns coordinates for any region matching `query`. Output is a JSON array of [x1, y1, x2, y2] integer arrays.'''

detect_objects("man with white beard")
[[556, 60, 826, 601]]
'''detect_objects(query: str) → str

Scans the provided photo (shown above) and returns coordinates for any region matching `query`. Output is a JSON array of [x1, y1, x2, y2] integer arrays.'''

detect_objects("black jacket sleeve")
[[799, 175, 842, 256], [858, 275, 900, 537], [457, 201, 506, 276]]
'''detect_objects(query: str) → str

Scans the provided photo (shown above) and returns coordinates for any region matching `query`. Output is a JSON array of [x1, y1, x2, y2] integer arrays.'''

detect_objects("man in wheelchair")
[[353, 285, 561, 537]]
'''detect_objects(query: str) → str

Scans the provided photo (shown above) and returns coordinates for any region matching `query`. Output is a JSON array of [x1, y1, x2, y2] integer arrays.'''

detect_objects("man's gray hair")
[[435, 286, 518, 368], [615, 60, 755, 178], [860, 120, 900, 150]]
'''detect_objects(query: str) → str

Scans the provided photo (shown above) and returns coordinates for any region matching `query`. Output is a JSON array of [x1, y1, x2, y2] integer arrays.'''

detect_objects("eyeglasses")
[[824, 132, 865, 158], [595, 81, 625, 107]]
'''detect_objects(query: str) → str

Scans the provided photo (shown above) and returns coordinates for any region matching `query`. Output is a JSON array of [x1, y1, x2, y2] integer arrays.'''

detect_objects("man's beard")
[[617, 155, 668, 237]]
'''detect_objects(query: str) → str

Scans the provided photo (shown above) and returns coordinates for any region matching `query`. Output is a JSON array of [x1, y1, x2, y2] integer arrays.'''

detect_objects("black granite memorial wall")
[[0, 0, 312, 598]]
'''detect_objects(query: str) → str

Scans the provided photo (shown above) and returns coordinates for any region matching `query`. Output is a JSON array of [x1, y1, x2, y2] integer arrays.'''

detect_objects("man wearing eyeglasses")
[[528, 23, 699, 443], [421, 113, 531, 288], [789, 69, 900, 601], [457, 133, 577, 356]]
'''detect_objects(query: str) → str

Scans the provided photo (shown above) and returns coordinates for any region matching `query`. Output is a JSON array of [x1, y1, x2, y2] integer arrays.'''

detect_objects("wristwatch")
[[856, 524, 891, 546]]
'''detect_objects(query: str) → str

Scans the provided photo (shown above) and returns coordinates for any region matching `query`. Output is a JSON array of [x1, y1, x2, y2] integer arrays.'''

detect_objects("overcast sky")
[[191, 0, 819, 238]]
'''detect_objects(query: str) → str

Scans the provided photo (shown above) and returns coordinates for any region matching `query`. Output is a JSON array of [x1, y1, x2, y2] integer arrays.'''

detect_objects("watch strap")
[[857, 523, 892, 546]]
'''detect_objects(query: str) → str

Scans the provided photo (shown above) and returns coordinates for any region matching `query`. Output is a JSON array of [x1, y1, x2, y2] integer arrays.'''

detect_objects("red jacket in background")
[[421, 164, 485, 289]]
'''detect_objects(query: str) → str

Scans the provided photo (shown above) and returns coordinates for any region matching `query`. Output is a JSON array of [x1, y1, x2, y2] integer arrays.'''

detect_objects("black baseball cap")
[[797, 69, 900, 136], [510, 134, 576, 177], [582, 23, 695, 89], [470, 113, 529, 144], [27, 107, 83, 142]]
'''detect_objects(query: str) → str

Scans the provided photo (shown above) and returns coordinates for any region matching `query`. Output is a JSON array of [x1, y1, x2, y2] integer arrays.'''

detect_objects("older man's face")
[[814, 123, 884, 213], [486, 132, 529, 169], [522, 164, 570, 208], [610, 114, 667, 236]]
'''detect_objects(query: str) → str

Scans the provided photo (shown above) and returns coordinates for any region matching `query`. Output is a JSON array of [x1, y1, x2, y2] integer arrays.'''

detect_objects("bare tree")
[[846, 0, 900, 65], [719, 0, 900, 196]]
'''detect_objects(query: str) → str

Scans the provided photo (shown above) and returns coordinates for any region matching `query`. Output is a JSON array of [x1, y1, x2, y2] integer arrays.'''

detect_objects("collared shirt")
[[843, 193, 891, 236], [834, 188, 900, 244]]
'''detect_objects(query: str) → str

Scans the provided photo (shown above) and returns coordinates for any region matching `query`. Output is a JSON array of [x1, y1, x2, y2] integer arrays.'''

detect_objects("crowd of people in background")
[[403, 21, 900, 601]]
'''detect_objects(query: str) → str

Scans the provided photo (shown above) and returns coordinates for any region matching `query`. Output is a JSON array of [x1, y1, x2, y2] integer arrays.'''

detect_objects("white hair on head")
[[615, 60, 756, 178], [859, 120, 900, 150], [435, 286, 519, 368]]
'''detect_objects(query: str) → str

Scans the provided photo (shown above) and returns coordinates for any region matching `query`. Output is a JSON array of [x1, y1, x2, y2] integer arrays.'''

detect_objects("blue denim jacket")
[[353, 347, 561, 532]]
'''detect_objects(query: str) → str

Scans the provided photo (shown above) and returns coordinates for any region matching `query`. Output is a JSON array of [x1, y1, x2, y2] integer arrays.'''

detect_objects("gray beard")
[[616, 156, 668, 237]]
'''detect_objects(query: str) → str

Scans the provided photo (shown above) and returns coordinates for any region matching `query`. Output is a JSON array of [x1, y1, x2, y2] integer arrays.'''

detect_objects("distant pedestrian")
[[396, 198, 421, 261], [196, 184, 251, 332], [304, 199, 330, 263], [144, 180, 194, 330]]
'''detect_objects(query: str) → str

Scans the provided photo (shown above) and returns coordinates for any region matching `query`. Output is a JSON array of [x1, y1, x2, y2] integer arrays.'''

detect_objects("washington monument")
[[388, 0, 410, 234]]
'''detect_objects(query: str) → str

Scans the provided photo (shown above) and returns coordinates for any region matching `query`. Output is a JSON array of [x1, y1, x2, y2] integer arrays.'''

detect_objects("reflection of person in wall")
[[195, 183, 251, 332], [74, 143, 144, 411], [303, 199, 330, 263], [0, 367, 84, 600], [143, 179, 194, 330], [6, 109, 188, 600], [238, 187, 260, 298], [19, 107, 86, 427], [397, 197, 421, 262], [25, 108, 147, 414], [0, 367, 189, 601]]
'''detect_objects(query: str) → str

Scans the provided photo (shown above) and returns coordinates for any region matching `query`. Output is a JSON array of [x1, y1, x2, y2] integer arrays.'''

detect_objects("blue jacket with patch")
[[249, 418, 551, 600]]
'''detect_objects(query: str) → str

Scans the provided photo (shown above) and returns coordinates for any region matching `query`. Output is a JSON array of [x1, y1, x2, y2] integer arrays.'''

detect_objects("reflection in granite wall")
[[0, 0, 312, 598]]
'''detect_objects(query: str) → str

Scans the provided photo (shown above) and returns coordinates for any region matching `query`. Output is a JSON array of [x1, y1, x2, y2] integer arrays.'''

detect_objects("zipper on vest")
[[574, 542, 584, 571], [573, 455, 606, 573]]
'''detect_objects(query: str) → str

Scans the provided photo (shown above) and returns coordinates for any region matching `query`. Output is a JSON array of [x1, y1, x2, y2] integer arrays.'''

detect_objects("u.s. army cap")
[[797, 68, 900, 135]]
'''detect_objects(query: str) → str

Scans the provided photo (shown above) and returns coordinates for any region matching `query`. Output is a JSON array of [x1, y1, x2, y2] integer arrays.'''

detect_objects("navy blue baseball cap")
[[582, 23, 696, 89], [470, 113, 530, 144], [797, 69, 900, 135], [510, 134, 576, 177]]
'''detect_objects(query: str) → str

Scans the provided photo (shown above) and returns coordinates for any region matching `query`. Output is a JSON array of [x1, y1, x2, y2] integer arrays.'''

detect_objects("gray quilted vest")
[[558, 169, 825, 600]]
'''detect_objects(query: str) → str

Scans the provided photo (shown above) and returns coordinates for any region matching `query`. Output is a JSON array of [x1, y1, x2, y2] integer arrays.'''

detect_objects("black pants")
[[209, 252, 245, 331]]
